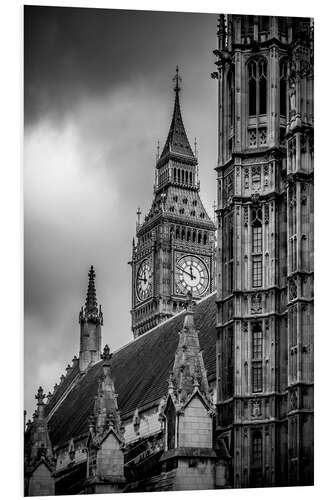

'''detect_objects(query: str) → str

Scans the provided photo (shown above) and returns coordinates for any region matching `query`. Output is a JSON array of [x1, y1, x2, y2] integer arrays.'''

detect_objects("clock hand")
[[176, 265, 194, 280]]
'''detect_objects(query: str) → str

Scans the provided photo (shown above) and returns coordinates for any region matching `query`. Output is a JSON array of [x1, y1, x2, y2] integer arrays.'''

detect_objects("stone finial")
[[183, 291, 196, 329], [101, 344, 112, 362], [35, 386, 46, 406], [72, 355, 79, 367], [167, 372, 176, 395], [88, 414, 95, 434], [60, 374, 65, 384], [66, 364, 72, 375]]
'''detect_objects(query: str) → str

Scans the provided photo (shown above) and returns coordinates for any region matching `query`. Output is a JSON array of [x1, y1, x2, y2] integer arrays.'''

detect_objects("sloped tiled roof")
[[45, 363, 80, 417], [48, 292, 217, 448]]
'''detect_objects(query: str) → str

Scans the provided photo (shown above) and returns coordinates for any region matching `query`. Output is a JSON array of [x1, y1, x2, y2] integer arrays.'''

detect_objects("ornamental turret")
[[24, 387, 55, 496], [85, 345, 125, 493], [79, 266, 103, 372]]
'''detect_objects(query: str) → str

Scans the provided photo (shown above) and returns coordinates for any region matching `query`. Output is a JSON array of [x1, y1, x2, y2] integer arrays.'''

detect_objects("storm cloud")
[[24, 5, 218, 418]]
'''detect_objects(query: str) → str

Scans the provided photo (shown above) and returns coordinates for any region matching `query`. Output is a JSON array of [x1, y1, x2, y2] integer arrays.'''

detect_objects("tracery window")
[[227, 69, 234, 129], [280, 59, 288, 117], [251, 430, 263, 487], [251, 208, 263, 287], [248, 59, 267, 117], [252, 323, 263, 393]]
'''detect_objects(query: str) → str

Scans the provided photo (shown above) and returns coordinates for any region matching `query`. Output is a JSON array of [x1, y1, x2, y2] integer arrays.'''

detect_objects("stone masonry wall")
[[174, 458, 215, 490], [178, 397, 212, 448], [97, 433, 124, 478], [28, 463, 55, 497]]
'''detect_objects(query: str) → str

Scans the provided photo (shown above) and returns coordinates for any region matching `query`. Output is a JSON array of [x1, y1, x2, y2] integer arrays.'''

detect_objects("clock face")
[[136, 259, 153, 302], [175, 255, 209, 297]]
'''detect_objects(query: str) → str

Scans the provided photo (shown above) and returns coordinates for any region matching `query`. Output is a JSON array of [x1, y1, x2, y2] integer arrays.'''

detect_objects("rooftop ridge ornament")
[[173, 65, 182, 93], [101, 344, 112, 362], [35, 386, 46, 406]]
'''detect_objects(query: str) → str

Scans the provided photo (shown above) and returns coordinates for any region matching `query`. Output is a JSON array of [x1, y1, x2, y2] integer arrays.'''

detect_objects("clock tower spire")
[[130, 69, 216, 338]]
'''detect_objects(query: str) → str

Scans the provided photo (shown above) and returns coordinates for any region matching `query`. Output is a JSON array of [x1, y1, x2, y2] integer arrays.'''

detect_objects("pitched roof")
[[159, 88, 196, 164], [48, 292, 217, 448]]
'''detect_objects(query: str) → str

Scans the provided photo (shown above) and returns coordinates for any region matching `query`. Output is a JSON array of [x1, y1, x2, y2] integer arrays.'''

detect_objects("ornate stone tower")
[[79, 265, 103, 372], [130, 68, 216, 338], [213, 15, 313, 487]]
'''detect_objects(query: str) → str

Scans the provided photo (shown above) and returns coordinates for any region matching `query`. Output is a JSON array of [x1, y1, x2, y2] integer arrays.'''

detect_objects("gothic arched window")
[[251, 208, 263, 287], [252, 323, 263, 393], [248, 60, 257, 116], [227, 69, 234, 129], [259, 59, 267, 114], [280, 59, 288, 117], [248, 59, 267, 117], [251, 430, 263, 487]]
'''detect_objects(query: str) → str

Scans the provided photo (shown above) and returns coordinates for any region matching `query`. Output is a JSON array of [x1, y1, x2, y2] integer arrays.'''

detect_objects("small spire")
[[194, 137, 198, 158], [184, 290, 195, 313], [173, 65, 182, 94], [212, 200, 217, 223], [101, 344, 112, 362], [85, 265, 98, 315], [136, 207, 142, 226], [156, 140, 160, 162]]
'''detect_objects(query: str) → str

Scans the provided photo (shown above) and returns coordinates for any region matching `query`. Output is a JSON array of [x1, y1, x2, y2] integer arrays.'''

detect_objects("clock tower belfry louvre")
[[130, 68, 216, 338]]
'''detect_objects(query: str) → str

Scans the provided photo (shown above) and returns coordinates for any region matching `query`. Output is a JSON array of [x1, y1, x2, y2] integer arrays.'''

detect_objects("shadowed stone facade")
[[213, 14, 314, 488]]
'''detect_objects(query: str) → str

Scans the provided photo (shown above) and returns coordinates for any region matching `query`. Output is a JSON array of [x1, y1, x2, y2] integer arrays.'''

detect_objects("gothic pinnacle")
[[85, 265, 98, 315]]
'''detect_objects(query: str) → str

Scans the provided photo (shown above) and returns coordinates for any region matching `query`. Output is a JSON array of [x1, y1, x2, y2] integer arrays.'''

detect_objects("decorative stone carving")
[[251, 399, 262, 418], [244, 167, 249, 188], [243, 206, 249, 226], [251, 192, 260, 204], [264, 165, 269, 186], [252, 165, 261, 184], [289, 388, 297, 411], [264, 204, 269, 224], [289, 277, 297, 301], [251, 293, 262, 314]]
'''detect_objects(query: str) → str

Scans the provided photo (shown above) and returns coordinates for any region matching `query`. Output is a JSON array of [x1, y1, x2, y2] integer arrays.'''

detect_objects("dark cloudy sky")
[[24, 5, 218, 418]]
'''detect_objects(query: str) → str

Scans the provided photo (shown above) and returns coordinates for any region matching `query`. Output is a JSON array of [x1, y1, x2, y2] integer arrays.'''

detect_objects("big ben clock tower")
[[130, 68, 216, 338]]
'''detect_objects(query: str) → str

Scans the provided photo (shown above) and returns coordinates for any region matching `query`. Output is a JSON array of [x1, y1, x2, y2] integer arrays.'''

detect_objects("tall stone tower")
[[130, 68, 216, 338], [79, 265, 103, 372], [213, 15, 313, 487]]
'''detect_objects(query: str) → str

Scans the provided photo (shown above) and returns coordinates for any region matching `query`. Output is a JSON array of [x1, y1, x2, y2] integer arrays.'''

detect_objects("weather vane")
[[173, 65, 182, 93]]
